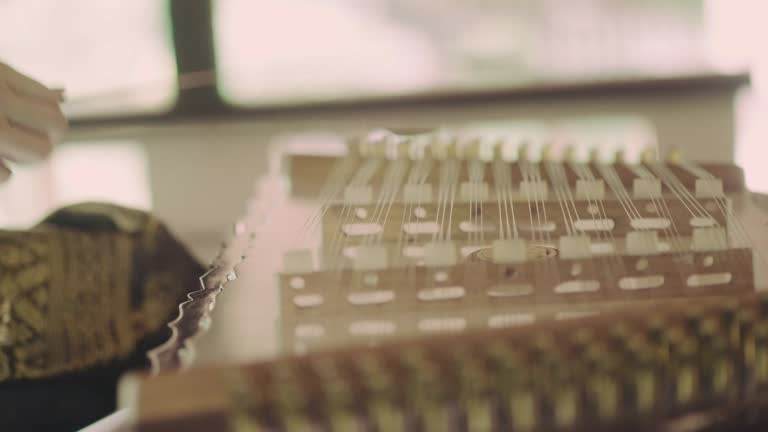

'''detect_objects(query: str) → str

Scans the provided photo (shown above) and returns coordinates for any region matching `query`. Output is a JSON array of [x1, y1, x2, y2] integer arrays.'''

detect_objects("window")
[[0, 141, 152, 228], [214, 0, 711, 107], [0, 0, 177, 118]]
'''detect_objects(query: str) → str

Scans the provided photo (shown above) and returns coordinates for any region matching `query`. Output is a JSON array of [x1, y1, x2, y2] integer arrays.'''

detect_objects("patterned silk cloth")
[[0, 203, 203, 429]]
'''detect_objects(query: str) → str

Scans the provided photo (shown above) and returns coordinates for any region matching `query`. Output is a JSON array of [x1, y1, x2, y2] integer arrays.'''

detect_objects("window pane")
[[0, 141, 152, 229], [0, 0, 177, 118], [215, 0, 713, 106]]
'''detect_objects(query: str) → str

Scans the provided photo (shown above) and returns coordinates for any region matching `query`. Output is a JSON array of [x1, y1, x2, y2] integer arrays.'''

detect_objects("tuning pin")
[[588, 147, 601, 163], [429, 131, 454, 160], [384, 134, 406, 160], [361, 129, 394, 158], [458, 135, 482, 160], [563, 145, 576, 162], [613, 149, 626, 164], [640, 147, 658, 163], [517, 142, 530, 162], [667, 148, 684, 163], [540, 143, 554, 161], [408, 135, 430, 160], [493, 138, 505, 161], [477, 136, 496, 161]]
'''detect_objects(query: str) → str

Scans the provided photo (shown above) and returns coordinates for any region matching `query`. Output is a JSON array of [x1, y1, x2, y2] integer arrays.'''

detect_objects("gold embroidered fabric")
[[0, 203, 203, 382]]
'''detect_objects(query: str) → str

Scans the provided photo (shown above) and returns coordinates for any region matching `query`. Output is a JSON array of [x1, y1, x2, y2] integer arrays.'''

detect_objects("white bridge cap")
[[492, 238, 527, 263], [520, 180, 549, 200], [695, 178, 724, 198], [633, 178, 662, 199], [691, 227, 728, 251], [354, 245, 389, 271], [459, 181, 490, 203], [558, 235, 592, 259], [403, 183, 433, 204], [344, 185, 374, 205], [575, 179, 605, 200], [424, 241, 458, 267], [625, 230, 660, 255]]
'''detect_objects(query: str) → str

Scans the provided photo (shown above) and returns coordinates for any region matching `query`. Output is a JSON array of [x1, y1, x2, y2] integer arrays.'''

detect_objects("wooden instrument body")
[[129, 138, 768, 431]]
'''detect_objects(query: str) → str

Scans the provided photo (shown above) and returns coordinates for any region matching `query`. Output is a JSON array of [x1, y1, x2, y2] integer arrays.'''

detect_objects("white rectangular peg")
[[424, 241, 458, 267], [575, 179, 605, 200], [403, 183, 433, 204], [633, 178, 662, 199], [354, 245, 389, 271], [492, 238, 527, 263], [558, 235, 592, 259], [283, 249, 315, 273], [519, 180, 549, 200], [344, 185, 374, 205], [691, 227, 728, 251], [625, 231, 659, 255], [695, 178, 724, 198], [459, 181, 490, 202]]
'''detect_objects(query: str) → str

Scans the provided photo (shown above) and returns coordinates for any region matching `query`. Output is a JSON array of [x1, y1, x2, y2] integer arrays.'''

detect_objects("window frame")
[[68, 0, 749, 129]]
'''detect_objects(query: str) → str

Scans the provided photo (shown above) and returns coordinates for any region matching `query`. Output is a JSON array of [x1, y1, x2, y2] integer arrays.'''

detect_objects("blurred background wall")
[[0, 0, 764, 259]]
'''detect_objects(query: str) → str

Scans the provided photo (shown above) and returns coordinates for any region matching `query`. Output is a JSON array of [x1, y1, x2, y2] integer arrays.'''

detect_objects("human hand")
[[0, 62, 68, 182]]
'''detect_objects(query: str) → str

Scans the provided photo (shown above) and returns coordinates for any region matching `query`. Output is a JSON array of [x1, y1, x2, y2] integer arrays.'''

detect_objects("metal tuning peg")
[[613, 148, 626, 164], [667, 147, 684, 164], [563, 145, 576, 163], [588, 147, 601, 163], [640, 147, 658, 164], [540, 143, 554, 162], [517, 141, 530, 162]]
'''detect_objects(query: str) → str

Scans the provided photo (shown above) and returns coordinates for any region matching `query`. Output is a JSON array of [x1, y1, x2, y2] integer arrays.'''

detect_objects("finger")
[[0, 62, 61, 103], [0, 160, 11, 183], [0, 117, 53, 163], [0, 82, 68, 134]]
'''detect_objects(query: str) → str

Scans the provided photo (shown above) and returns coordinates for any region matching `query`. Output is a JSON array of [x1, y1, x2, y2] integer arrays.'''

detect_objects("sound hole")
[[556, 310, 599, 320], [619, 276, 664, 290], [295, 324, 325, 339], [487, 284, 534, 297], [504, 266, 516, 278], [488, 313, 535, 328], [349, 320, 396, 336], [690, 217, 717, 228], [630, 218, 671, 230], [343, 223, 383, 236], [459, 221, 496, 233], [418, 317, 467, 332], [348, 290, 395, 306], [403, 222, 440, 235], [519, 222, 557, 233], [554, 280, 600, 293], [687, 273, 732, 287], [364, 273, 379, 286], [570, 263, 583, 277], [289, 276, 305, 290], [294, 294, 323, 308], [434, 271, 449, 282], [418, 286, 465, 301], [573, 219, 614, 232]]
